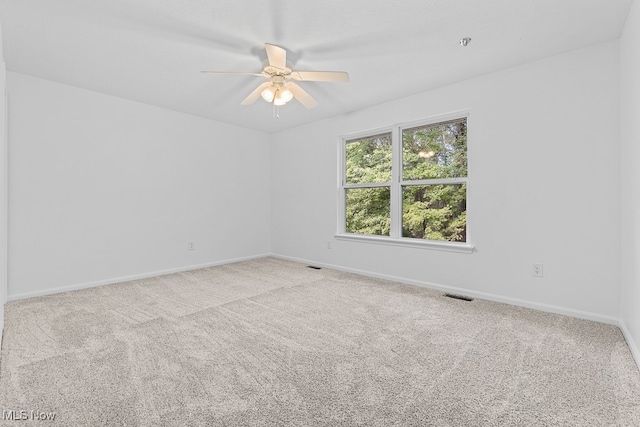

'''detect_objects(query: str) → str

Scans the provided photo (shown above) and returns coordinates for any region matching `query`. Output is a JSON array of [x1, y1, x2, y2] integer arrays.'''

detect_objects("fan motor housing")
[[263, 65, 292, 78]]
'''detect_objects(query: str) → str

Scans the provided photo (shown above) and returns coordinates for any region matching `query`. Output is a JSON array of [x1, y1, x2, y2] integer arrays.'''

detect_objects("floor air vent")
[[307, 265, 322, 270], [444, 293, 474, 302]]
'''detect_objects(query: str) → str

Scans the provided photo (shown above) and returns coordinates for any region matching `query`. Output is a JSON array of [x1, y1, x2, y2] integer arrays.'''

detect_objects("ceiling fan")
[[201, 43, 349, 109]]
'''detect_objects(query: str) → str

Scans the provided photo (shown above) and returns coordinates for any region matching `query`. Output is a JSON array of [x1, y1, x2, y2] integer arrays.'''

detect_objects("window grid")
[[339, 112, 469, 248]]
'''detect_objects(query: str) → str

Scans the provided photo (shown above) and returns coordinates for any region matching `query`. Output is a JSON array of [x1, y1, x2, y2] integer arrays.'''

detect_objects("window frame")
[[336, 111, 474, 254]]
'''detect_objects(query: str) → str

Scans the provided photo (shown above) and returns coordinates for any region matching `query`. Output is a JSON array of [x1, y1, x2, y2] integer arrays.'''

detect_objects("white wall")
[[0, 22, 6, 341], [271, 41, 621, 322], [7, 72, 271, 299], [621, 0, 640, 364]]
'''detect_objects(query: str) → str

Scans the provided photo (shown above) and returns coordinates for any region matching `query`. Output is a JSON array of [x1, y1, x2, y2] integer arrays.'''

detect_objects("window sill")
[[334, 233, 475, 254]]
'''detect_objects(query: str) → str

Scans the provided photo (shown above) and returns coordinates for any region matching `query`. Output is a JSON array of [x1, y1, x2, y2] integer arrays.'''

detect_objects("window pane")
[[402, 119, 467, 180], [402, 184, 466, 242], [346, 133, 392, 184], [346, 187, 390, 236]]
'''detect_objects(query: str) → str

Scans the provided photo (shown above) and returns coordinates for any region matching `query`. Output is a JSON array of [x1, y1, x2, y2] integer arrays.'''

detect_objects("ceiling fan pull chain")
[[273, 88, 280, 118]]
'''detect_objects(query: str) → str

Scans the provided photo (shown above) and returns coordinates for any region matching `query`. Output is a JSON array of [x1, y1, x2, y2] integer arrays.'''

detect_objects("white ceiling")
[[0, 0, 633, 133]]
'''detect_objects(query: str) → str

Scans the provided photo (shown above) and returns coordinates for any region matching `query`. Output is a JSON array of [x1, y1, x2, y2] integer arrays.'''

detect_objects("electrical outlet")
[[532, 263, 543, 278], [327, 241, 332, 249], [188, 241, 195, 251]]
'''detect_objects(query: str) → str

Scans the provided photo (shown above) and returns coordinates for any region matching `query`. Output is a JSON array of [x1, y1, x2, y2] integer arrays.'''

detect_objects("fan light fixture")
[[261, 86, 293, 105]]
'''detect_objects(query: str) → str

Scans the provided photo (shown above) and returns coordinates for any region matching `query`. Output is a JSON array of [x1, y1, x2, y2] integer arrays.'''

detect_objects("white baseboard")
[[619, 320, 640, 371], [272, 253, 621, 326], [6, 253, 271, 302]]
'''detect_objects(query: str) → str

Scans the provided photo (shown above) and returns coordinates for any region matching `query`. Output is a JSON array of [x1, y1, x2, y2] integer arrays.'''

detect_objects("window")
[[338, 113, 471, 252], [345, 132, 392, 236]]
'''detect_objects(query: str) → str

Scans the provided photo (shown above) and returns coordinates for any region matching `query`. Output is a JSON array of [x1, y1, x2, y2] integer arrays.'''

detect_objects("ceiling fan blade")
[[265, 43, 287, 70], [241, 82, 271, 106], [290, 71, 349, 82], [288, 83, 318, 109], [201, 71, 264, 76]]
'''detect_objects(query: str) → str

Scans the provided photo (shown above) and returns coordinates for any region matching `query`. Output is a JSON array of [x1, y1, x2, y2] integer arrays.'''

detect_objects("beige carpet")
[[0, 257, 639, 426]]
